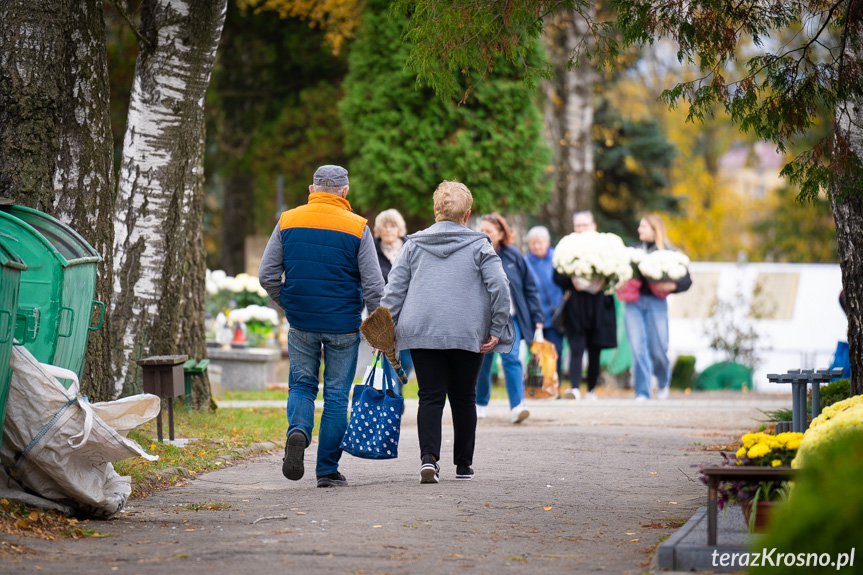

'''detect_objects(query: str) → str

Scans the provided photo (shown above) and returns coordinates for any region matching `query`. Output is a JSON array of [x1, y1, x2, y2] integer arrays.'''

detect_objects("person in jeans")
[[382, 181, 513, 483], [625, 214, 691, 401], [524, 225, 565, 382], [476, 213, 544, 423], [259, 165, 385, 488]]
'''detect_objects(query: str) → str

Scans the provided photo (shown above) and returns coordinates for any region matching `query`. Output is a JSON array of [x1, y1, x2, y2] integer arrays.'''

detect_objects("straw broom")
[[359, 307, 408, 386]]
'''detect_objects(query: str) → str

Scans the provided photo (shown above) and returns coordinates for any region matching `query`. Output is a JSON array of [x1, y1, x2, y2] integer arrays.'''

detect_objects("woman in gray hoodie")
[[381, 181, 514, 484]]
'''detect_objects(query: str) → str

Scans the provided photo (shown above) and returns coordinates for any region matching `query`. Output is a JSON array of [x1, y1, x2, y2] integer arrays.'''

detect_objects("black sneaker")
[[282, 430, 307, 481], [420, 454, 440, 484], [316, 472, 348, 488], [455, 465, 474, 480]]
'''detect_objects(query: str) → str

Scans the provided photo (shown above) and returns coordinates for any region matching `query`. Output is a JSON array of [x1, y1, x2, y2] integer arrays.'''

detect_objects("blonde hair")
[[374, 209, 407, 238], [643, 213, 668, 250], [433, 181, 473, 223]]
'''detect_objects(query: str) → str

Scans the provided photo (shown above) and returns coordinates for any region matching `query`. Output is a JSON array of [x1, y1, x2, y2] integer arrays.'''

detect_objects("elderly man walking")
[[259, 165, 385, 488]]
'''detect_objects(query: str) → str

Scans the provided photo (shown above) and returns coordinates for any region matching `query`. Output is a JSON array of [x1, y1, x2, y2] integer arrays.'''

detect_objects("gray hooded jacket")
[[381, 220, 514, 354]]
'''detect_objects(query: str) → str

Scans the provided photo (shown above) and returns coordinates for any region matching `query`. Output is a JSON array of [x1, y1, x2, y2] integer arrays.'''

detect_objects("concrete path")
[[0, 393, 790, 574]]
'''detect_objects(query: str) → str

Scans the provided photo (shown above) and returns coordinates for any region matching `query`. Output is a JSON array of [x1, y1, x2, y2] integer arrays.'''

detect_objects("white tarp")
[[1, 346, 160, 518]]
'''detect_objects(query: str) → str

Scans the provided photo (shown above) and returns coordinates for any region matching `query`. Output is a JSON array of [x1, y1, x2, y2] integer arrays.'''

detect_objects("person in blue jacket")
[[524, 225, 565, 381], [476, 213, 545, 423]]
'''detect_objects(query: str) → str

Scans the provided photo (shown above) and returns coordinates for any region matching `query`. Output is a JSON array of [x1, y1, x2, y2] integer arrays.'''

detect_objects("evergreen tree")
[[339, 0, 549, 222], [593, 97, 678, 242]]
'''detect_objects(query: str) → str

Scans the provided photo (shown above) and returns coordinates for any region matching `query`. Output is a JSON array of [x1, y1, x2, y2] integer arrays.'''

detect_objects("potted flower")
[[552, 231, 633, 294], [227, 305, 280, 348], [700, 431, 803, 532], [637, 249, 690, 299]]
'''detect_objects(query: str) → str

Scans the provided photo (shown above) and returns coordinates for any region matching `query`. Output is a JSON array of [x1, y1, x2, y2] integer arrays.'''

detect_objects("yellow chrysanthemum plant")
[[793, 395, 863, 469], [700, 431, 804, 511], [737, 432, 803, 468]]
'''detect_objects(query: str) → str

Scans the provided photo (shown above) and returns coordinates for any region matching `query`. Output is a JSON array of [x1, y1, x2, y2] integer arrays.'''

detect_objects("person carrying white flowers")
[[552, 211, 619, 401], [625, 214, 692, 401]]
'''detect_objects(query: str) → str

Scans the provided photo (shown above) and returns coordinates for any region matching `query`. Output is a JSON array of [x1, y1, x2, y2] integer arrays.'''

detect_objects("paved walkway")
[[1, 393, 789, 574], [220, 391, 791, 431]]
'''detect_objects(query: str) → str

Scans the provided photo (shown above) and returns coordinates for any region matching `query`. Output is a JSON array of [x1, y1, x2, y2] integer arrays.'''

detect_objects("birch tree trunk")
[[833, 102, 863, 397], [112, 0, 227, 404], [539, 8, 594, 238], [0, 0, 67, 208], [52, 0, 117, 401]]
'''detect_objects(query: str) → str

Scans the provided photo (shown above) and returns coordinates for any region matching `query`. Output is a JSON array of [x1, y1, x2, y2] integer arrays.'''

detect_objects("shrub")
[[750, 429, 863, 574], [670, 355, 696, 389]]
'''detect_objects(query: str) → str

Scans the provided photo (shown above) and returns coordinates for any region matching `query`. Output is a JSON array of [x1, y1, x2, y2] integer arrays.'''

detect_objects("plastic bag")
[[1, 346, 160, 518], [524, 340, 559, 399]]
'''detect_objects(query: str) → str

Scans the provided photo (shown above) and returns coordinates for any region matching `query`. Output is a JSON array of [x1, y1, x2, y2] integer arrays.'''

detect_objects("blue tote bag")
[[340, 352, 403, 460]]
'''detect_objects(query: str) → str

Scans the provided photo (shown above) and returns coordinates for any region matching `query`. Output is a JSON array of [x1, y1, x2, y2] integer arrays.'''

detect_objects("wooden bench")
[[701, 466, 798, 545], [183, 358, 210, 412]]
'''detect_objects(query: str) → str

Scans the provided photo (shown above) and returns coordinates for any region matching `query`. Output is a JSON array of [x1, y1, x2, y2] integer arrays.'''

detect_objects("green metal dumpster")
[[0, 236, 26, 446], [0, 206, 103, 387]]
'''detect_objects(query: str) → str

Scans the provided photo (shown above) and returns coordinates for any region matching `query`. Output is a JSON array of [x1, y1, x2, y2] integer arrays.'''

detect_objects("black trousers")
[[411, 348, 484, 467], [567, 332, 602, 391]]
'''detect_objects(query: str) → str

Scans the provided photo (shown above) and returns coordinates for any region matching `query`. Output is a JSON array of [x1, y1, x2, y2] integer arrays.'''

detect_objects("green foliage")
[[204, 3, 350, 262], [397, 1, 863, 201], [670, 355, 696, 390], [819, 378, 851, 408], [340, 0, 550, 221], [393, 0, 575, 102], [750, 184, 837, 263], [750, 429, 863, 574], [593, 97, 679, 240]]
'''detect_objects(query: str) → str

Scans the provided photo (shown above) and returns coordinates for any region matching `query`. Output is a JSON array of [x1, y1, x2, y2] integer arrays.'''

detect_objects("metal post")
[[708, 476, 718, 546], [811, 378, 821, 421]]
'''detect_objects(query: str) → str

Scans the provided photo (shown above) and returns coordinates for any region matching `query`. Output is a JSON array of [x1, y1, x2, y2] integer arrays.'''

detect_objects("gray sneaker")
[[316, 472, 348, 488]]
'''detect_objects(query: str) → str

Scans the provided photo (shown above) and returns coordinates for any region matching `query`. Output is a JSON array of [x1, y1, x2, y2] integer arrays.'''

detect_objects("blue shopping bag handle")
[[365, 351, 396, 394]]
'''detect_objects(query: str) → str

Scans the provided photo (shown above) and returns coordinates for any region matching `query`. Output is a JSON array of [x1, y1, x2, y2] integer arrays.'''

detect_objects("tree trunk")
[[221, 174, 255, 275], [832, 112, 863, 396], [0, 0, 67, 208], [112, 0, 227, 403], [52, 0, 117, 402], [539, 8, 594, 238]]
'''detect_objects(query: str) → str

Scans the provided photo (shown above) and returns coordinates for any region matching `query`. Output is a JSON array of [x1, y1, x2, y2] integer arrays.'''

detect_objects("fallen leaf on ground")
[[543, 506, 552, 511]]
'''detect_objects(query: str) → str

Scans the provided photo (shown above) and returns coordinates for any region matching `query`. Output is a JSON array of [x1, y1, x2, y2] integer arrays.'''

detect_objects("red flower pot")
[[740, 500, 779, 532], [648, 282, 671, 299], [616, 279, 642, 303]]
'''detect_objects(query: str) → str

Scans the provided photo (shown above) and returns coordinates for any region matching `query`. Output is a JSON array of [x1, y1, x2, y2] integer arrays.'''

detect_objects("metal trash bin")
[[0, 206, 103, 387], [0, 236, 26, 447]]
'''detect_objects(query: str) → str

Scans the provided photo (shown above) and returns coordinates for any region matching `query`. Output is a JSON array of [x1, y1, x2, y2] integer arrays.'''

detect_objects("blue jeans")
[[476, 316, 524, 409], [624, 296, 670, 399], [382, 349, 414, 396], [286, 328, 360, 477]]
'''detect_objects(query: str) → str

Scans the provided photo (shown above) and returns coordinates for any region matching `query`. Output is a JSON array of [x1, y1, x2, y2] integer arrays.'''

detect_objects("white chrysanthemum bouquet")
[[637, 249, 691, 282], [552, 231, 632, 294]]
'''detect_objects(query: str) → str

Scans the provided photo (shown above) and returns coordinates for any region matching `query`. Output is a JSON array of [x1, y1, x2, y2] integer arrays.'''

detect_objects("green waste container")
[[0, 206, 104, 387], [0, 236, 26, 447]]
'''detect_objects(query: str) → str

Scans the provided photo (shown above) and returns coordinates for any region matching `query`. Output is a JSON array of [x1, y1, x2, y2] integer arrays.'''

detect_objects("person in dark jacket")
[[625, 214, 692, 401], [373, 209, 413, 390], [476, 213, 544, 423], [552, 211, 617, 401]]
